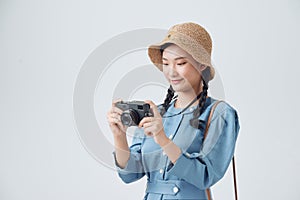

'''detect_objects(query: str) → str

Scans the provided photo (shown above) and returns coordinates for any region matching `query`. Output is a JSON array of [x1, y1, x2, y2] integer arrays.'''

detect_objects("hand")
[[139, 100, 169, 146], [106, 99, 128, 137]]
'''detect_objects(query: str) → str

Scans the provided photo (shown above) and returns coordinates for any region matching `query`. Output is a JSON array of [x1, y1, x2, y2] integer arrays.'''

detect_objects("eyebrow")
[[162, 57, 187, 61]]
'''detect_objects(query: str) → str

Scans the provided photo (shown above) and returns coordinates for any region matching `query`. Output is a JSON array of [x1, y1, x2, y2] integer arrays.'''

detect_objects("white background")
[[1, 0, 300, 199]]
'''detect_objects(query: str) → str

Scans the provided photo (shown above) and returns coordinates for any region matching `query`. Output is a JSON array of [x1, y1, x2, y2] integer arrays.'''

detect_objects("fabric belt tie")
[[146, 180, 207, 199]]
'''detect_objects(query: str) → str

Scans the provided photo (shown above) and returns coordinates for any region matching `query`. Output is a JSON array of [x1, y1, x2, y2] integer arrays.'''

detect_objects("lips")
[[171, 79, 183, 84]]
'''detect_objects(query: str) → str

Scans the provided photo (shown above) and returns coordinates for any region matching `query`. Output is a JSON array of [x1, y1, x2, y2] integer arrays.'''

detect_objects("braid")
[[190, 79, 209, 130], [161, 85, 174, 115], [198, 79, 208, 115], [160, 43, 174, 115]]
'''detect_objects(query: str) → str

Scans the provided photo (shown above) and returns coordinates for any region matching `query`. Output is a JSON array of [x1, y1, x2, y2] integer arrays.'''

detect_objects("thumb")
[[144, 100, 160, 117]]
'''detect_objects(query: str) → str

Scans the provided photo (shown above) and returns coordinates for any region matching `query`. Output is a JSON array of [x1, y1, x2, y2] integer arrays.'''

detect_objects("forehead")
[[162, 44, 192, 59]]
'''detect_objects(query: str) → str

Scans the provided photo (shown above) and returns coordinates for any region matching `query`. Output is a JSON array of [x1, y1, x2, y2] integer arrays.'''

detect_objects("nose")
[[168, 64, 178, 76]]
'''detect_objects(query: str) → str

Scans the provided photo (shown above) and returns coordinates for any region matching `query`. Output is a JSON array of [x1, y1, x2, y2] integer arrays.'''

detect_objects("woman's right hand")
[[106, 99, 128, 137], [107, 99, 130, 168]]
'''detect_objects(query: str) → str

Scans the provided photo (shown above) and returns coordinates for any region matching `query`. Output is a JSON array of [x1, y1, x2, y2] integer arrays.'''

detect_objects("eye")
[[162, 63, 169, 66], [177, 62, 187, 66]]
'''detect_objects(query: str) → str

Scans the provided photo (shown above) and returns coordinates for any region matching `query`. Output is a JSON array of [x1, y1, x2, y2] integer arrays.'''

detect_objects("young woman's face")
[[162, 44, 205, 94]]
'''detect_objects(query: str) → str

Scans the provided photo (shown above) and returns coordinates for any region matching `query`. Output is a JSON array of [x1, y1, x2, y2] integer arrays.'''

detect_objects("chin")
[[171, 85, 191, 93], [170, 84, 181, 91]]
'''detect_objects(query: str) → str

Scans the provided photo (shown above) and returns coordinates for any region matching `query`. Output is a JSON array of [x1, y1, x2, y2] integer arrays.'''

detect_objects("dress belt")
[[146, 180, 207, 199]]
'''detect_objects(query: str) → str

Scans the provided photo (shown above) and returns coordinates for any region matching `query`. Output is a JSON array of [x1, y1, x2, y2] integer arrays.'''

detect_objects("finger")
[[144, 100, 160, 117], [111, 116, 120, 124], [119, 124, 128, 133], [112, 98, 122, 106], [109, 122, 126, 134], [112, 112, 121, 121], [107, 111, 115, 123], [107, 112, 121, 124], [111, 106, 123, 115], [116, 122, 127, 133], [144, 130, 153, 137], [141, 122, 152, 129], [108, 104, 122, 116], [139, 117, 153, 127]]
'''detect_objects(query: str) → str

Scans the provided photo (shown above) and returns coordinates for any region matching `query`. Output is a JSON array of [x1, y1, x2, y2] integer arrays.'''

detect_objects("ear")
[[199, 64, 207, 72]]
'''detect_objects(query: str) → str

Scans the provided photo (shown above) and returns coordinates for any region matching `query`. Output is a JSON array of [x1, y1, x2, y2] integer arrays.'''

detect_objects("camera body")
[[116, 101, 153, 126]]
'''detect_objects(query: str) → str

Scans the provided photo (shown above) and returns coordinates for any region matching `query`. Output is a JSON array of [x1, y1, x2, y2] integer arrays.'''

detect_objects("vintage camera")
[[116, 101, 153, 126]]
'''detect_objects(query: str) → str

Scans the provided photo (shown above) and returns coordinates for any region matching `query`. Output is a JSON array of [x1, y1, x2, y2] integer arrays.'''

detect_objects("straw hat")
[[148, 22, 215, 81]]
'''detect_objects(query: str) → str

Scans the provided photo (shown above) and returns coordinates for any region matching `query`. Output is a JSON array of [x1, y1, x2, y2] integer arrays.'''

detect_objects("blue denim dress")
[[113, 97, 240, 200]]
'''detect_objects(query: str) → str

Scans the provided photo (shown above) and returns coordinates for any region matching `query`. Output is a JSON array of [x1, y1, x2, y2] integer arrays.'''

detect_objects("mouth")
[[170, 79, 183, 84]]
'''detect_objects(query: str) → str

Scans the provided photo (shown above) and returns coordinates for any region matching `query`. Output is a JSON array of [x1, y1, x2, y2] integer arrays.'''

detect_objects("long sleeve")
[[113, 128, 146, 184], [166, 102, 240, 189]]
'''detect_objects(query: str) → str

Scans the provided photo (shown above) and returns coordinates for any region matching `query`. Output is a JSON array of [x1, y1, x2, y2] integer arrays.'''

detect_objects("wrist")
[[155, 131, 171, 147], [113, 133, 127, 142]]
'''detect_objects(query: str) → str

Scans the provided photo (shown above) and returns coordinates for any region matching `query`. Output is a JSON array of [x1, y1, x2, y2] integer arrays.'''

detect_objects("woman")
[[107, 22, 240, 200]]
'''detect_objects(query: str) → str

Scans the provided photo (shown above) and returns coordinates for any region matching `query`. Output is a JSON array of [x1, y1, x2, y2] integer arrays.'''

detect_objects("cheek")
[[162, 69, 169, 79], [180, 68, 201, 84], [179, 67, 200, 79]]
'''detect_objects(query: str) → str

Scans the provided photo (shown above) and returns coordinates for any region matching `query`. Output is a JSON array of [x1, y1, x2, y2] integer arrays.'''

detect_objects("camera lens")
[[121, 109, 140, 126]]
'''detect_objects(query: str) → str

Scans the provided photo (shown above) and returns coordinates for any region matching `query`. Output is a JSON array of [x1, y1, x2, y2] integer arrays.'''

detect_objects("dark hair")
[[160, 43, 210, 130], [160, 43, 175, 115], [189, 79, 208, 130]]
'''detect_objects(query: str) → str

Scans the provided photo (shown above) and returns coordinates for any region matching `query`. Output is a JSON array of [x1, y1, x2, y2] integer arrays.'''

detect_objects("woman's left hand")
[[139, 100, 169, 146]]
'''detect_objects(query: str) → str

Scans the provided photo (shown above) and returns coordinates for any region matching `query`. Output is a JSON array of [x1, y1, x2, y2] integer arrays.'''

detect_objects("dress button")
[[168, 134, 173, 139], [173, 186, 179, 194], [159, 169, 164, 174]]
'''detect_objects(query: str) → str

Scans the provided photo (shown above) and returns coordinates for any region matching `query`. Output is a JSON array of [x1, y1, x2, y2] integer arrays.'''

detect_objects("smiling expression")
[[162, 44, 206, 94]]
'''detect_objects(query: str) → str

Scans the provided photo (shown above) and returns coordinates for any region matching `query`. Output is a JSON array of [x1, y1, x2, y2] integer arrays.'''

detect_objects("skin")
[[107, 44, 207, 168], [162, 44, 207, 108]]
